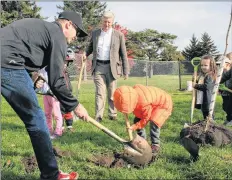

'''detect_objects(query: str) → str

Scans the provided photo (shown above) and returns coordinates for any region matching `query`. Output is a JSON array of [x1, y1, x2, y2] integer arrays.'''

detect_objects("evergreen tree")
[[57, 1, 107, 50], [182, 34, 202, 60], [199, 32, 219, 56], [1, 1, 45, 28], [127, 29, 178, 61]]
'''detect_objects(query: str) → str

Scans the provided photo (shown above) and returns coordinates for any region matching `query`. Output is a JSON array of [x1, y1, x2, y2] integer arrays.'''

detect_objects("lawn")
[[1, 75, 232, 180]]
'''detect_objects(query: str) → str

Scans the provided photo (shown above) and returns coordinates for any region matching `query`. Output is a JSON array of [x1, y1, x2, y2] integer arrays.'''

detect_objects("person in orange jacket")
[[113, 84, 173, 155]]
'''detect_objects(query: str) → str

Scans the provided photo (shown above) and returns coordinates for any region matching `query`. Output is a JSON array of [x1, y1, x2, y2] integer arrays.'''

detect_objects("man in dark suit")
[[83, 11, 129, 122]]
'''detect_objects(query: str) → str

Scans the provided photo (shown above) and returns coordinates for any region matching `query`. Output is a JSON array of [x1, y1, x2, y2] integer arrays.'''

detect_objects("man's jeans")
[[1, 68, 58, 180], [134, 117, 161, 146]]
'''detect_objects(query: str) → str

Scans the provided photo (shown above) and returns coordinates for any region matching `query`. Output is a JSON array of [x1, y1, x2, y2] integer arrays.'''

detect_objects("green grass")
[[2, 75, 232, 180]]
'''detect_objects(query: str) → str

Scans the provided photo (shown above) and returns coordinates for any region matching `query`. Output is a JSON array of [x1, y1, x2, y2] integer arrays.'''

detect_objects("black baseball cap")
[[58, 11, 88, 37]]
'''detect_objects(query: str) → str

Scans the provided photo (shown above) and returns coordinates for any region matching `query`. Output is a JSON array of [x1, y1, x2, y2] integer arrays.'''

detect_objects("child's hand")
[[35, 79, 44, 89], [129, 124, 136, 131]]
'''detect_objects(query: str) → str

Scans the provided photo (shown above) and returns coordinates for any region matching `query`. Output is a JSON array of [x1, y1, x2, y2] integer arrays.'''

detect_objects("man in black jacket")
[[1, 11, 88, 180]]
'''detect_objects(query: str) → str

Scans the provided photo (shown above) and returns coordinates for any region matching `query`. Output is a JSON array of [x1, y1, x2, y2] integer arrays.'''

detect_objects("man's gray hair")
[[102, 11, 115, 20]]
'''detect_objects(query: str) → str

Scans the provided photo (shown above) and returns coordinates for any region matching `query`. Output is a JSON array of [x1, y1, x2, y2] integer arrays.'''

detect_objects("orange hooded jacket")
[[114, 84, 173, 130]]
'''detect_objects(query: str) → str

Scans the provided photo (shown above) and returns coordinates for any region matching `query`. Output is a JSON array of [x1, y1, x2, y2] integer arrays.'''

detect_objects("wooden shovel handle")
[[190, 71, 197, 124], [124, 114, 133, 141], [77, 56, 86, 90], [86, 116, 127, 143]]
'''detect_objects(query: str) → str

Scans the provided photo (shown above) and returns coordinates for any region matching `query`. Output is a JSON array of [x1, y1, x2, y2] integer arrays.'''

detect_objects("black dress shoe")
[[96, 117, 102, 122], [109, 116, 117, 120]]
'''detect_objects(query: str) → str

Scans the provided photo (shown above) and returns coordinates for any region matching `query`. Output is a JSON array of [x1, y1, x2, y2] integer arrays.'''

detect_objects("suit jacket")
[[86, 28, 129, 79]]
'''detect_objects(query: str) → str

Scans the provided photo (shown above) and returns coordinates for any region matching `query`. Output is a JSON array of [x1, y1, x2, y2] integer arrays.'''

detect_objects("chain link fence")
[[67, 54, 194, 91]]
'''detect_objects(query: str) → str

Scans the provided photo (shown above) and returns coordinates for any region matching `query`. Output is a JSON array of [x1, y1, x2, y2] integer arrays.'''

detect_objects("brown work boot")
[[151, 145, 160, 156], [148, 145, 160, 163]]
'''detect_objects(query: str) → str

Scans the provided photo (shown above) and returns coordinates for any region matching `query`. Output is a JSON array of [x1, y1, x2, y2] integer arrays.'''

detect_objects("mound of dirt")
[[180, 120, 232, 161], [88, 152, 157, 169], [22, 146, 73, 173], [53, 146, 73, 158], [22, 156, 37, 173], [180, 120, 232, 147], [88, 152, 127, 168]]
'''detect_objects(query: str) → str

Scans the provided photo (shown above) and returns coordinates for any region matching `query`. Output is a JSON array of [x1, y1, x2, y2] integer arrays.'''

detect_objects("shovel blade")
[[122, 135, 152, 166], [181, 137, 199, 161]]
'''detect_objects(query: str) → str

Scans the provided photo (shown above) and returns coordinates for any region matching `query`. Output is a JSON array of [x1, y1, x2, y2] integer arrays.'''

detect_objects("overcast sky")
[[36, 1, 232, 54]]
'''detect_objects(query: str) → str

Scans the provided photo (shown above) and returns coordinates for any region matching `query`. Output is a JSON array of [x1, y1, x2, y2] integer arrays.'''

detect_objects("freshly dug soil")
[[88, 152, 127, 168], [180, 120, 232, 147], [88, 152, 156, 169], [22, 146, 73, 173], [22, 146, 156, 173], [22, 156, 37, 173]]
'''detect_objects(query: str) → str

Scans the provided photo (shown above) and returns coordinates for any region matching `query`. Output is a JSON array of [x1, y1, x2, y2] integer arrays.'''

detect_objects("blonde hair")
[[102, 11, 115, 21]]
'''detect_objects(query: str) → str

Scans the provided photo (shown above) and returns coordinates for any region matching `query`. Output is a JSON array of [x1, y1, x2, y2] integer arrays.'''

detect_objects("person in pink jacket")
[[38, 67, 63, 139]]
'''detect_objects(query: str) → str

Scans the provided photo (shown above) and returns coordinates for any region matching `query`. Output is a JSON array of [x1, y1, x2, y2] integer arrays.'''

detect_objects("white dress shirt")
[[97, 28, 113, 61]]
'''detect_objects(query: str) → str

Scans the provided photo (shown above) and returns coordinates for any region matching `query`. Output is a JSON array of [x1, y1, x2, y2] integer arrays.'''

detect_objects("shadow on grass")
[[1, 150, 23, 157], [166, 155, 191, 164], [60, 130, 124, 148], [162, 135, 180, 143], [1, 170, 38, 180], [1, 112, 18, 117], [1, 122, 24, 131], [184, 171, 208, 180]]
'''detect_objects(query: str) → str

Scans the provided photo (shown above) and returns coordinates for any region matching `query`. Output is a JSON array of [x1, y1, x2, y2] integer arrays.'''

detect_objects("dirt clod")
[[22, 156, 37, 173], [22, 146, 73, 173], [88, 152, 156, 169], [53, 146, 73, 158]]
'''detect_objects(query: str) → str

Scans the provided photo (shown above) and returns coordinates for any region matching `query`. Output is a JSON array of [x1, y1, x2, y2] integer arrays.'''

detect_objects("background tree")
[[1, 1, 44, 28], [126, 29, 179, 77], [182, 33, 219, 60], [127, 29, 178, 61], [182, 34, 202, 60], [198, 32, 219, 56], [57, 1, 107, 50]]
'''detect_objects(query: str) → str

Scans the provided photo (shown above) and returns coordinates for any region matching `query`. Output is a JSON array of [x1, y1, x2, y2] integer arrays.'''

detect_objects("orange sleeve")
[[131, 105, 152, 130]]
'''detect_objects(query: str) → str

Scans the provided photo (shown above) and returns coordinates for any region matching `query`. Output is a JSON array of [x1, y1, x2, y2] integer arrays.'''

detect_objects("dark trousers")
[[1, 68, 58, 180], [202, 110, 214, 120], [134, 117, 160, 146], [222, 95, 232, 121]]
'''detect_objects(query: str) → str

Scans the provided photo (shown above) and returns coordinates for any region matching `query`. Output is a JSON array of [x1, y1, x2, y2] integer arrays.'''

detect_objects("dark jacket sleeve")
[[194, 75, 214, 111], [86, 31, 94, 56], [221, 69, 232, 84], [47, 34, 78, 112], [194, 75, 214, 92]]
